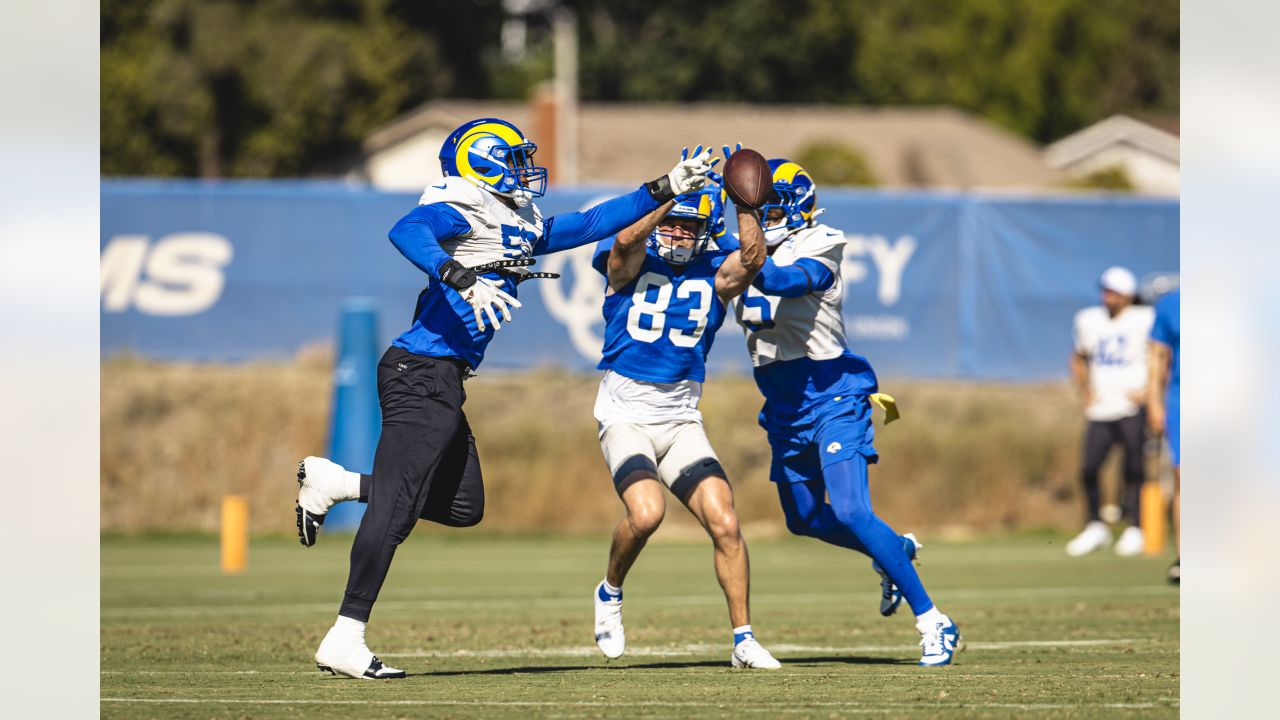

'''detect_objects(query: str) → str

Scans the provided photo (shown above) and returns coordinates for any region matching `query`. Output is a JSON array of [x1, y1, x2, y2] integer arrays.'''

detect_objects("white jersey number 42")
[[626, 272, 712, 348]]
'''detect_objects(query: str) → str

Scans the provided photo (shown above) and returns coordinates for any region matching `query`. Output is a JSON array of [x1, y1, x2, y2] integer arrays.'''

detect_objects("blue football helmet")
[[760, 159, 818, 245], [439, 118, 548, 207], [650, 187, 725, 264]]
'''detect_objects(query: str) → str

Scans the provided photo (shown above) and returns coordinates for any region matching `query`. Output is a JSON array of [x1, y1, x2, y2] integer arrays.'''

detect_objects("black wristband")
[[439, 259, 476, 291], [645, 175, 676, 203]]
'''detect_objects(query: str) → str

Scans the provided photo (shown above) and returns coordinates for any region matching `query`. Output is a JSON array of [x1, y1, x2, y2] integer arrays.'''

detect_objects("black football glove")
[[438, 258, 477, 291]]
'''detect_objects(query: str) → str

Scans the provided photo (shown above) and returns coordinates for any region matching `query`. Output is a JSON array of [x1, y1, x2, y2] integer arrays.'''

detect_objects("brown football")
[[721, 148, 773, 209]]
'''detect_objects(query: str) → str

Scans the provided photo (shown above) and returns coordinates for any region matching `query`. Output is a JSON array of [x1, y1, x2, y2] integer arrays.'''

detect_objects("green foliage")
[[794, 140, 878, 187], [572, 0, 1177, 144], [1063, 165, 1136, 191], [101, 0, 498, 177], [102, 0, 1178, 177]]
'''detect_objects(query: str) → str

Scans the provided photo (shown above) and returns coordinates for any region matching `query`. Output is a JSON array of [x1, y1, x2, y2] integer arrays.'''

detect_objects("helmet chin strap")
[[764, 225, 791, 247], [764, 208, 825, 247]]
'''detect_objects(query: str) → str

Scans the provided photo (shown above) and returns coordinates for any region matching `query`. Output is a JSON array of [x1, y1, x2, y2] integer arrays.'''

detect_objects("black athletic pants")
[[339, 347, 485, 622], [1080, 412, 1146, 526]]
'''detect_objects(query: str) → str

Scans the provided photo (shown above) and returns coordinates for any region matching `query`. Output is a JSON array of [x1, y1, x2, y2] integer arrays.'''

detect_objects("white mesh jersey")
[[418, 176, 543, 271], [1073, 305, 1155, 421], [733, 223, 848, 367]]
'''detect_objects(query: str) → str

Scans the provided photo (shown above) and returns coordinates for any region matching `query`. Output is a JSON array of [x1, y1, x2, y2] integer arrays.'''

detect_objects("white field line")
[[101, 585, 1173, 619], [380, 638, 1141, 658], [97, 639, 1144, 672], [100, 698, 1177, 711]]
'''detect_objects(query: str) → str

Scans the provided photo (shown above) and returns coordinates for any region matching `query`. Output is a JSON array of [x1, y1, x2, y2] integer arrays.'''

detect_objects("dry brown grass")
[[102, 354, 1122, 535]]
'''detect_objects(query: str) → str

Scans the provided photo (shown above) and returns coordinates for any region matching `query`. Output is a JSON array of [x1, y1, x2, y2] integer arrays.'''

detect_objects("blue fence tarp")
[[101, 180, 1178, 380]]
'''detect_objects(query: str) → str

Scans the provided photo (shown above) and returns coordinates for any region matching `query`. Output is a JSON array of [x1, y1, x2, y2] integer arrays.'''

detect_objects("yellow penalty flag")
[[869, 392, 900, 425]]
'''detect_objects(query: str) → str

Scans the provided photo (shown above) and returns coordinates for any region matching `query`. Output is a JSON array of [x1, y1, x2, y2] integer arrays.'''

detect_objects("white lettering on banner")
[[848, 314, 911, 340], [100, 235, 150, 311], [100, 233, 234, 316], [841, 235, 917, 306]]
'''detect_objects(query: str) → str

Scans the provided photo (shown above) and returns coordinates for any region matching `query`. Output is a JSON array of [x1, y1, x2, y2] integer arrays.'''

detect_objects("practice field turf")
[[102, 532, 1179, 718]]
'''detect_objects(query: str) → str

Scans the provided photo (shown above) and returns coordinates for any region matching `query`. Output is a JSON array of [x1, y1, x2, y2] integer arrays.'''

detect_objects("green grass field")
[[102, 532, 1179, 718]]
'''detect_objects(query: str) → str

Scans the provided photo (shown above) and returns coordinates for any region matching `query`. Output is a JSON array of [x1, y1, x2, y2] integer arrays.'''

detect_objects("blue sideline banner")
[[101, 181, 1178, 380]]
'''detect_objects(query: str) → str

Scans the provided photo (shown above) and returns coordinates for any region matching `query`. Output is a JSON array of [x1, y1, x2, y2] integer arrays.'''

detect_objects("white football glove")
[[667, 146, 716, 195], [462, 277, 521, 332]]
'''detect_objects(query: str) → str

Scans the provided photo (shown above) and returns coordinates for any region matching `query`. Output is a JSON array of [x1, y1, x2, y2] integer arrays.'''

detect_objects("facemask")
[[657, 239, 695, 264]]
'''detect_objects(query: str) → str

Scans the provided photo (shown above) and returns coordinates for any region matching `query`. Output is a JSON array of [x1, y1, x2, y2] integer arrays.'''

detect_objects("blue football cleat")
[[872, 532, 922, 616]]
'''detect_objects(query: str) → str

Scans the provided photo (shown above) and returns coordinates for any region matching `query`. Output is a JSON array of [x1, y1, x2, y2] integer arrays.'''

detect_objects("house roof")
[[360, 100, 1067, 189], [1044, 114, 1180, 170]]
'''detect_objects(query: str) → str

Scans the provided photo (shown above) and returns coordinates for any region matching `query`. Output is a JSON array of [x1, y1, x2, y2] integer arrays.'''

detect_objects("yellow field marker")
[[1140, 480, 1166, 556], [221, 495, 249, 574]]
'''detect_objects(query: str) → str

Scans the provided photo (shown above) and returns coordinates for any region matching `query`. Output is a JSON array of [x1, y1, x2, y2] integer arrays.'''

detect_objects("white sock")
[[915, 607, 946, 630], [601, 579, 622, 597], [343, 471, 361, 501], [334, 614, 366, 642]]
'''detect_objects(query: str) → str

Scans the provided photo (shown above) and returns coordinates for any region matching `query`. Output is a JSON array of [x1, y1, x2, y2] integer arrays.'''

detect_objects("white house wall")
[[366, 131, 448, 191], [1064, 144, 1180, 196]]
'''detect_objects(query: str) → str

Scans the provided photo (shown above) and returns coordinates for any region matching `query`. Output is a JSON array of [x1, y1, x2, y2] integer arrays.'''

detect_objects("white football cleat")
[[731, 636, 781, 669], [917, 615, 962, 667], [593, 582, 625, 659], [1065, 521, 1112, 557], [1114, 526, 1144, 557], [314, 625, 406, 679], [296, 456, 355, 547]]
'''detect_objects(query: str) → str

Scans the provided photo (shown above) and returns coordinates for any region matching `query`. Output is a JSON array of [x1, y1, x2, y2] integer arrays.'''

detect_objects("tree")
[[794, 140, 878, 187], [102, 0, 1179, 177]]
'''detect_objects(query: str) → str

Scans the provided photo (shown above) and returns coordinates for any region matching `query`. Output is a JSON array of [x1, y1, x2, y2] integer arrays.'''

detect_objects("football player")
[[296, 118, 715, 680], [730, 157, 962, 666], [1065, 267, 1155, 558], [587, 162, 776, 669]]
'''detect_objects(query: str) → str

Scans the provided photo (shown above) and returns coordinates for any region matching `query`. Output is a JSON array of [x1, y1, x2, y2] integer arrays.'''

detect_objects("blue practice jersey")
[[1151, 289, 1180, 404], [593, 241, 730, 383]]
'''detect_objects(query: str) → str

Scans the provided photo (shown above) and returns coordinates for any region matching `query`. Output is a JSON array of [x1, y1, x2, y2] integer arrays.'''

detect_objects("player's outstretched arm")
[[714, 204, 766, 302], [535, 149, 714, 256], [608, 199, 675, 292]]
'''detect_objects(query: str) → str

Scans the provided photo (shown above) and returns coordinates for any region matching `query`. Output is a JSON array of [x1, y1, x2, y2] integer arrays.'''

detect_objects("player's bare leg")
[[682, 477, 749, 628], [684, 477, 780, 669], [595, 474, 665, 659], [607, 475, 667, 586]]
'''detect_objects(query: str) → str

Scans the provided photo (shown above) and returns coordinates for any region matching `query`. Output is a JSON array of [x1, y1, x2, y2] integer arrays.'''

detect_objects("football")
[[721, 148, 773, 209]]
